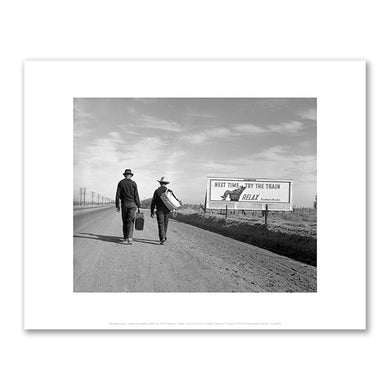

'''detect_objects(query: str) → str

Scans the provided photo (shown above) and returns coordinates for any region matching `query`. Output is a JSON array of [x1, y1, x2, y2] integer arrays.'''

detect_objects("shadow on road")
[[74, 233, 161, 246], [74, 233, 121, 243], [133, 238, 161, 245]]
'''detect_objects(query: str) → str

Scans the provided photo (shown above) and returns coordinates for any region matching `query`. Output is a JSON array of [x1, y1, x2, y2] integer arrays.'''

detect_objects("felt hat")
[[123, 169, 134, 176]]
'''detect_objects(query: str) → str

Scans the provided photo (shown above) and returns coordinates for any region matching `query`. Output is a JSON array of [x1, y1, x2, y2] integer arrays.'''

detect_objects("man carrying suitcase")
[[151, 176, 179, 245], [115, 169, 141, 245]]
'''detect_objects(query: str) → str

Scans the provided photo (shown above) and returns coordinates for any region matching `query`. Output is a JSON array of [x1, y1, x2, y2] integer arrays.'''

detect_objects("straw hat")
[[158, 176, 170, 184]]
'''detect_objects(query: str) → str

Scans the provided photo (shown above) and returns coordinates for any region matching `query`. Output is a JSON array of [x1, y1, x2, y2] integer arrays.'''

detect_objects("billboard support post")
[[265, 204, 269, 226], [225, 205, 228, 219]]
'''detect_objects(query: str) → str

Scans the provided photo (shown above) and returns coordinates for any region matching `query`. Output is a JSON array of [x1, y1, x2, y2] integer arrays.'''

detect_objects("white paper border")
[[24, 60, 366, 329]]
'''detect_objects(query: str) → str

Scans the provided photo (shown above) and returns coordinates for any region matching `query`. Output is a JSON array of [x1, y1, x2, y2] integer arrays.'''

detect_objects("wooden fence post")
[[199, 203, 207, 215]]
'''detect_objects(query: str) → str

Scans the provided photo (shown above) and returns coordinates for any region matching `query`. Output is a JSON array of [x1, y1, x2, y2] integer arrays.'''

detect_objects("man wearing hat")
[[151, 177, 178, 245], [115, 169, 141, 245]]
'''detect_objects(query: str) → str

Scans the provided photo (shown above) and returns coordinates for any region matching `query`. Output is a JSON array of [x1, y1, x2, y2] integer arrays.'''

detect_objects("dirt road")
[[74, 207, 316, 292]]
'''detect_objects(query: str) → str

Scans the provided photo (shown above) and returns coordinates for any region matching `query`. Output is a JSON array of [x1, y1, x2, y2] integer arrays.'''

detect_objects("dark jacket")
[[115, 178, 141, 209], [151, 186, 172, 213]]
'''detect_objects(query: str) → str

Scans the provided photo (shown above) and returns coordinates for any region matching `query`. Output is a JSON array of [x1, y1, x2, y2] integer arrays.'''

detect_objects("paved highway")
[[73, 206, 316, 292]]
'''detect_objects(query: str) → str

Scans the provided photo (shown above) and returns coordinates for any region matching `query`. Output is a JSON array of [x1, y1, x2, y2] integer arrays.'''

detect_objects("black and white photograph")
[[5, 0, 387, 388], [25, 60, 365, 330], [73, 97, 317, 293]]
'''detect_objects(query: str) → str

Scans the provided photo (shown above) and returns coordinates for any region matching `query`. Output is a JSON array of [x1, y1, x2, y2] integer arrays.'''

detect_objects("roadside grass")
[[178, 206, 316, 238], [172, 212, 317, 267]]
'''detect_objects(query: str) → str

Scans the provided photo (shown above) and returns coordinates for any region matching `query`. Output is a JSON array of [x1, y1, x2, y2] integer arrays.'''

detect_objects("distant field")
[[178, 205, 317, 238], [173, 205, 317, 266]]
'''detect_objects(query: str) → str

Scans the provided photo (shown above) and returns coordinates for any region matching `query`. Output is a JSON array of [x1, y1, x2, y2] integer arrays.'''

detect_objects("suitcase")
[[135, 212, 144, 230], [160, 189, 181, 211]]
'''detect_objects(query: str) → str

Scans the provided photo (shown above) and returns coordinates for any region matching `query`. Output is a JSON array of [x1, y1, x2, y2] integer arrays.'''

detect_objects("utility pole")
[[79, 187, 83, 206], [83, 187, 86, 206], [91, 191, 95, 206], [97, 194, 100, 205]]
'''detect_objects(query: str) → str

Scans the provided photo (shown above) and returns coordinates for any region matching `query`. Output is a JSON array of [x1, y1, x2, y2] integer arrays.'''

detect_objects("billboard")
[[206, 177, 293, 211]]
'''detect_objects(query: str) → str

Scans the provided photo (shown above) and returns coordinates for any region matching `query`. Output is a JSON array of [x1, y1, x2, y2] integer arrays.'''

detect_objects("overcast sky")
[[74, 98, 316, 206]]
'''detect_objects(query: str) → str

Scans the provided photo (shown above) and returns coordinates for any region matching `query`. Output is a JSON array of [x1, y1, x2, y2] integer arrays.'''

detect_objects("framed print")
[[24, 60, 366, 329]]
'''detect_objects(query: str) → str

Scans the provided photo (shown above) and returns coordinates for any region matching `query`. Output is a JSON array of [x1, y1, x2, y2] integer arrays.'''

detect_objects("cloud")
[[158, 144, 316, 205], [231, 124, 266, 134], [74, 100, 95, 138], [74, 127, 94, 138], [267, 120, 304, 135], [132, 98, 153, 104], [181, 127, 232, 144], [199, 160, 238, 173], [198, 145, 316, 182], [186, 112, 216, 119], [107, 131, 122, 140], [74, 132, 168, 198], [231, 121, 305, 136], [124, 109, 184, 133], [136, 114, 184, 132], [122, 136, 167, 168], [298, 108, 316, 121], [75, 131, 124, 167], [74, 101, 93, 121], [74, 98, 316, 205], [116, 124, 141, 135]]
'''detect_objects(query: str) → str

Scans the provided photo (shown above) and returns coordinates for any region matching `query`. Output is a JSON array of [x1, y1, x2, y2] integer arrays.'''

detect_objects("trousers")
[[121, 203, 137, 239], [156, 211, 170, 241]]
